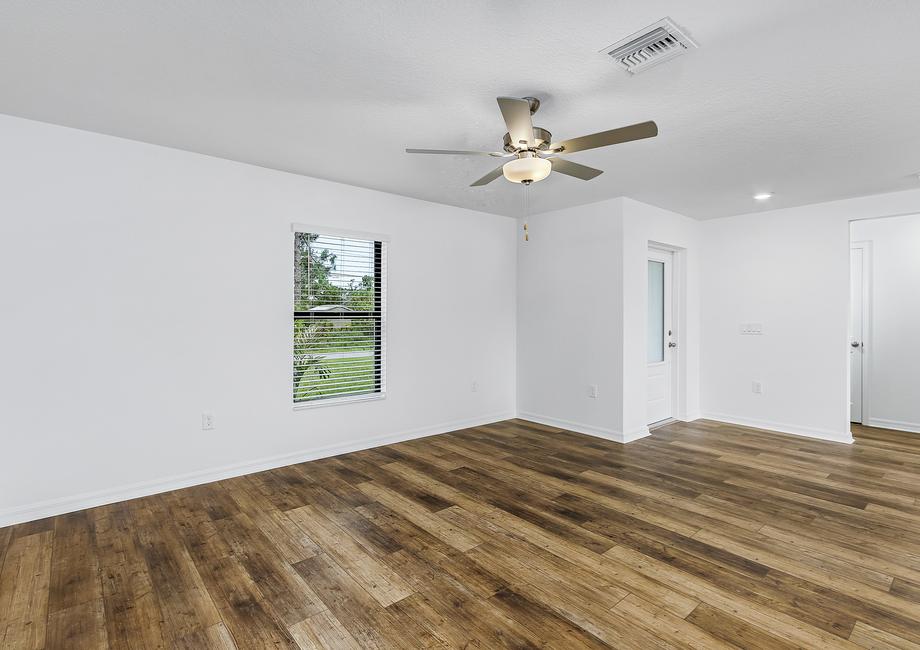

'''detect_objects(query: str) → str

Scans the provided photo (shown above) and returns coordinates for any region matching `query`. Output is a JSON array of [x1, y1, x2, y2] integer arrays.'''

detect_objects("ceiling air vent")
[[600, 17, 698, 75]]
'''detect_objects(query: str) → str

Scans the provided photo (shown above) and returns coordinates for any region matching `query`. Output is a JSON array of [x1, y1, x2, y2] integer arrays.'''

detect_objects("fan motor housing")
[[503, 127, 552, 153]]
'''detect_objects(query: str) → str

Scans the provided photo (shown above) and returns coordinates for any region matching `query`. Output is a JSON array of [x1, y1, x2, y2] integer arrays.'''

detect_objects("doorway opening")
[[849, 213, 920, 433]]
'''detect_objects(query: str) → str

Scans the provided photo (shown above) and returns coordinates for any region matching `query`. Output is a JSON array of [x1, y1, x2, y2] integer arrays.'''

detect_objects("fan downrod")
[[523, 97, 541, 115]]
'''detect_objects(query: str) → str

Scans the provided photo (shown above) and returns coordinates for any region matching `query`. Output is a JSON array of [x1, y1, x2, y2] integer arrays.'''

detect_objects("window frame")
[[291, 224, 388, 409]]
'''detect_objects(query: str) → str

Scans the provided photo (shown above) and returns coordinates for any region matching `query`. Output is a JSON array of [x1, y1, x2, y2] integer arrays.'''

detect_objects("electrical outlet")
[[471, 380, 478, 393], [201, 411, 215, 430], [588, 384, 599, 399], [752, 381, 763, 394]]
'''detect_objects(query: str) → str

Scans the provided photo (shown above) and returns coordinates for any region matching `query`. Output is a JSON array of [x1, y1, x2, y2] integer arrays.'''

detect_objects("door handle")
[[668, 342, 677, 348], [850, 341, 861, 348]]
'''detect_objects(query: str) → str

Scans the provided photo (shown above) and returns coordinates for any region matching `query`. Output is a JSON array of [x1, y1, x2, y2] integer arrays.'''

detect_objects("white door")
[[647, 249, 674, 425], [850, 245, 866, 423]]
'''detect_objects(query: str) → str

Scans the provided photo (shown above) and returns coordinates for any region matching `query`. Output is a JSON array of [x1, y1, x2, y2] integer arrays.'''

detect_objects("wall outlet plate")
[[588, 384, 599, 399], [201, 412, 215, 430]]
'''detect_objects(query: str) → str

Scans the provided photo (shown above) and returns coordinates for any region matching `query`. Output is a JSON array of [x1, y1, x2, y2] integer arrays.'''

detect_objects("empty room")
[[3, 1, 920, 648]]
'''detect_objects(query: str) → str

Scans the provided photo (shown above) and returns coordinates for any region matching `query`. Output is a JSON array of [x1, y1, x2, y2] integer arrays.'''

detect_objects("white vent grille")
[[600, 17, 698, 75]]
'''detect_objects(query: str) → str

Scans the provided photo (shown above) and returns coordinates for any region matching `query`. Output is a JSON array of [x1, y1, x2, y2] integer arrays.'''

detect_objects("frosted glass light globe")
[[502, 156, 551, 184]]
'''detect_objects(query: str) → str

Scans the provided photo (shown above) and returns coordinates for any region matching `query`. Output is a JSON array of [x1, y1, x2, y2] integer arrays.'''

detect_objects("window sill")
[[293, 392, 386, 411]]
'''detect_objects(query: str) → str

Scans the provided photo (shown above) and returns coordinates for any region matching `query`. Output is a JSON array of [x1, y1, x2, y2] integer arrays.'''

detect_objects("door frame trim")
[[850, 240, 872, 425]]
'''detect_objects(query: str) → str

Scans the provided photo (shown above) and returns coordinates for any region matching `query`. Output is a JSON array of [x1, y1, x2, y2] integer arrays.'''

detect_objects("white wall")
[[851, 213, 920, 432], [7, 115, 920, 528], [0, 114, 517, 526], [700, 189, 920, 443], [516, 199, 626, 439], [516, 196, 701, 441]]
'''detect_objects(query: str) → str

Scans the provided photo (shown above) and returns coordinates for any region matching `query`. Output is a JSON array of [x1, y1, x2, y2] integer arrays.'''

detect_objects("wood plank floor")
[[2, 419, 920, 649]]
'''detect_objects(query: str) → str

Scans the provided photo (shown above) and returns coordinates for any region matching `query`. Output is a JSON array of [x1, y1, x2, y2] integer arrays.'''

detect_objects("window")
[[293, 228, 386, 405]]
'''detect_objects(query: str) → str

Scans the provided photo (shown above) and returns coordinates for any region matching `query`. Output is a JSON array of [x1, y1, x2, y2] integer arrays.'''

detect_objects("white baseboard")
[[622, 425, 651, 442], [701, 412, 854, 444], [0, 411, 514, 528], [864, 417, 920, 434], [677, 412, 703, 423], [516, 411, 650, 444]]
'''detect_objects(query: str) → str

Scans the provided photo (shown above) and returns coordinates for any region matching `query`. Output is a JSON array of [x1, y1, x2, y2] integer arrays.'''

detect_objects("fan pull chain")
[[522, 182, 529, 242]]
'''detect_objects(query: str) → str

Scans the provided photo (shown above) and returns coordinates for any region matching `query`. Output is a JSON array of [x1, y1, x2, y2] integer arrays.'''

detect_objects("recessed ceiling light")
[[753, 192, 773, 201]]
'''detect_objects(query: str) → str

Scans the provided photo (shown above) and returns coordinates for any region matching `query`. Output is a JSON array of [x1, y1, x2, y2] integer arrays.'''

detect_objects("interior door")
[[647, 249, 674, 425], [850, 245, 865, 423]]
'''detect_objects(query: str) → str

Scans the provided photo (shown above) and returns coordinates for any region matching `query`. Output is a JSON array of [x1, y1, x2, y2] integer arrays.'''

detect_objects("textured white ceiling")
[[1, 0, 919, 219]]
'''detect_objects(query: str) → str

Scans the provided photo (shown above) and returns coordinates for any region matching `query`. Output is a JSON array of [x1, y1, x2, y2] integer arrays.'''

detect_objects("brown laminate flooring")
[[2, 419, 920, 649]]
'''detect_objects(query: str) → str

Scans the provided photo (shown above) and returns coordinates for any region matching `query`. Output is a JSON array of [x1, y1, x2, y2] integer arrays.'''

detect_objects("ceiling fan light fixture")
[[502, 154, 551, 184], [407, 96, 657, 187]]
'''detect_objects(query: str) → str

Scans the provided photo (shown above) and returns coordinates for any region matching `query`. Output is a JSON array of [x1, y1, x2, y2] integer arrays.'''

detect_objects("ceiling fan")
[[406, 96, 657, 186]]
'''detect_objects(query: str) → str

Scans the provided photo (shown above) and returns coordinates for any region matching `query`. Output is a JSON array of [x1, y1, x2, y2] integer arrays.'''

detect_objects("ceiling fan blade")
[[497, 97, 535, 148], [470, 164, 505, 187], [406, 148, 507, 157], [551, 120, 658, 154], [550, 158, 603, 181]]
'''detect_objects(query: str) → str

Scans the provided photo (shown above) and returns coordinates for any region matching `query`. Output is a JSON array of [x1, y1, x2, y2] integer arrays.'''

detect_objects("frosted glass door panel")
[[648, 260, 665, 363]]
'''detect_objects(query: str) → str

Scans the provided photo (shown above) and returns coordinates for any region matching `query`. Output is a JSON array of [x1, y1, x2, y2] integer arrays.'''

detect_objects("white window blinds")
[[293, 229, 386, 404]]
